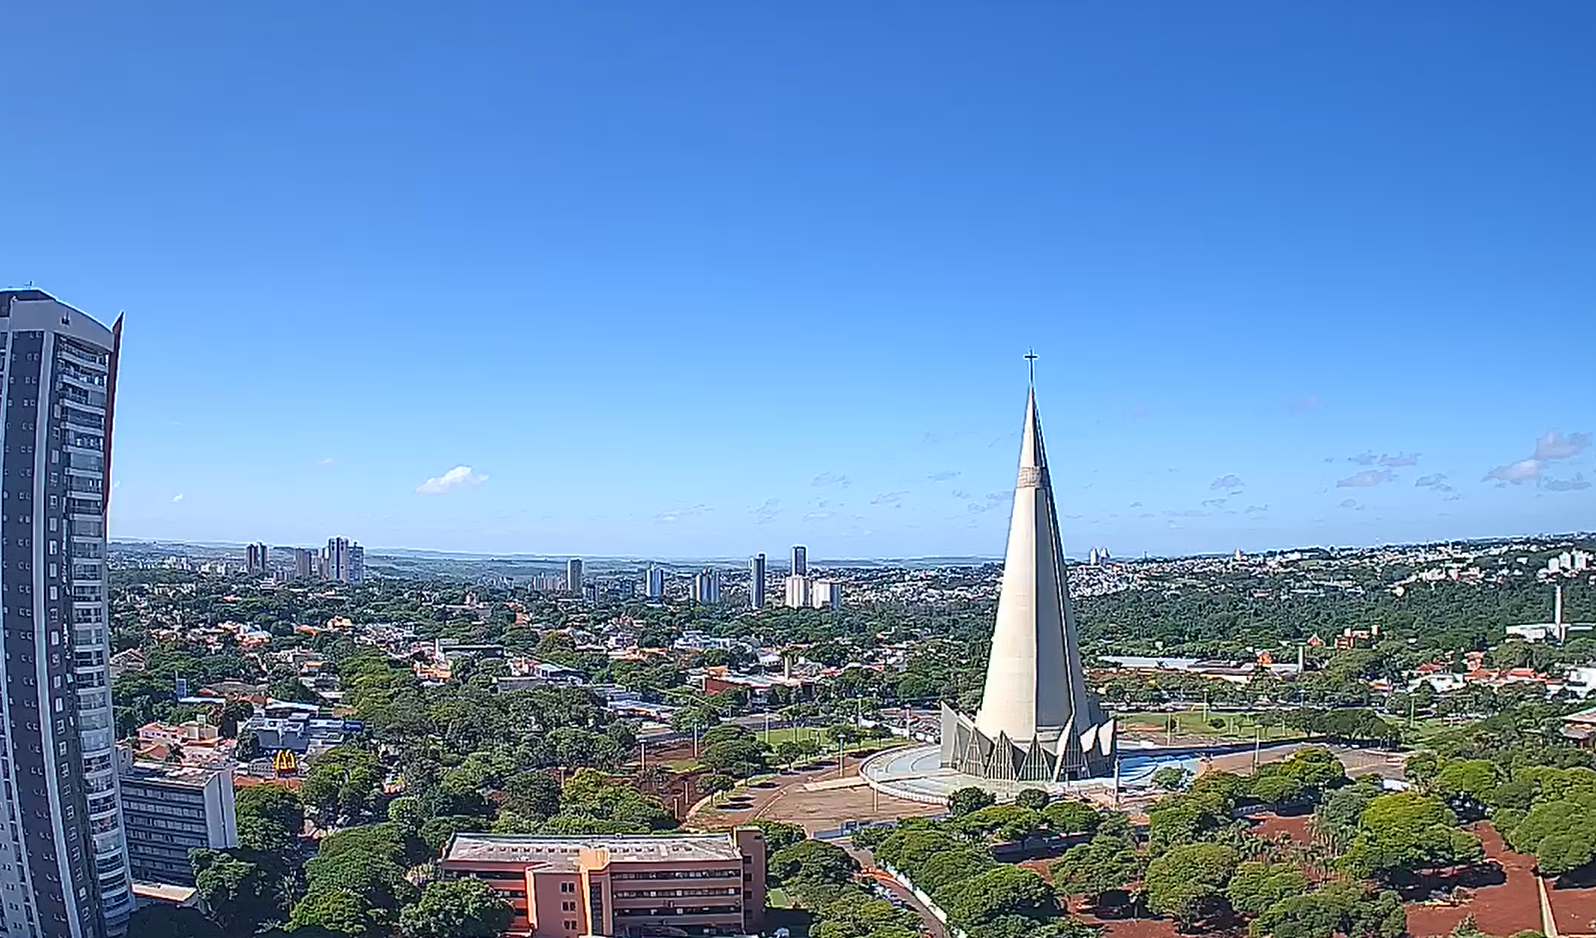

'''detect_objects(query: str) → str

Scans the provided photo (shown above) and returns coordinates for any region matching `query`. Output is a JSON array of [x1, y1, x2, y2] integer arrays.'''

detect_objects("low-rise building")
[[117, 753, 238, 885], [440, 829, 767, 937]]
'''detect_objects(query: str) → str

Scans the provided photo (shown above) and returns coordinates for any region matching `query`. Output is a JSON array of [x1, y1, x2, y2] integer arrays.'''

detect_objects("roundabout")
[[859, 740, 1204, 805]]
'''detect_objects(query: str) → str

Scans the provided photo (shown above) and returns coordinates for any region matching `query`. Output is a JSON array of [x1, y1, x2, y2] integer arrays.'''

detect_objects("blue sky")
[[3, 3, 1592, 559]]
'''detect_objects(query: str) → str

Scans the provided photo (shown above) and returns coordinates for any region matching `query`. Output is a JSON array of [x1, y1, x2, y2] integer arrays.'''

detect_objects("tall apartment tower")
[[245, 542, 269, 575], [749, 553, 766, 609], [790, 545, 807, 577], [293, 548, 317, 579], [566, 558, 584, 595], [0, 290, 134, 935], [320, 538, 364, 584], [693, 569, 721, 605], [643, 565, 665, 600]]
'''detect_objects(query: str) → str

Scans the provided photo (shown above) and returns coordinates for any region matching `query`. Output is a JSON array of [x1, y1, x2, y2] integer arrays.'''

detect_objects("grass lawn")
[[1115, 708, 1309, 741], [659, 727, 899, 773]]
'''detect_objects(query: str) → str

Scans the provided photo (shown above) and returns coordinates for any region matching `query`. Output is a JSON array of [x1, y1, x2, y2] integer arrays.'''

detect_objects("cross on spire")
[[1024, 349, 1038, 386]]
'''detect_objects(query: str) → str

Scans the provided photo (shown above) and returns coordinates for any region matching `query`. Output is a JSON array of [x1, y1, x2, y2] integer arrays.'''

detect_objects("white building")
[[116, 754, 237, 886], [693, 569, 721, 604], [783, 574, 811, 609], [644, 565, 665, 599], [0, 289, 135, 931], [811, 579, 842, 610]]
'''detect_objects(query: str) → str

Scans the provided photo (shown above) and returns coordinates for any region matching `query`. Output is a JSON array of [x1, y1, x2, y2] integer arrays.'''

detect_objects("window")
[[559, 882, 576, 894]]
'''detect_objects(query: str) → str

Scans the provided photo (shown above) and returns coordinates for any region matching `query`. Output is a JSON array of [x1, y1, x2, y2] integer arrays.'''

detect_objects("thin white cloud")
[[1534, 431, 1592, 461], [750, 499, 781, 524], [317, 457, 336, 467], [1201, 498, 1227, 509], [656, 504, 711, 523], [1288, 395, 1323, 415], [1338, 498, 1365, 511], [950, 489, 971, 500], [1541, 474, 1591, 492], [171, 493, 184, 503], [1379, 453, 1420, 468], [416, 465, 488, 494], [1210, 474, 1244, 492], [870, 491, 909, 507], [812, 472, 851, 488], [1484, 459, 1540, 485], [1348, 451, 1378, 466], [1414, 474, 1447, 488], [1337, 470, 1394, 488], [928, 470, 961, 483], [804, 510, 837, 522], [1245, 504, 1269, 514]]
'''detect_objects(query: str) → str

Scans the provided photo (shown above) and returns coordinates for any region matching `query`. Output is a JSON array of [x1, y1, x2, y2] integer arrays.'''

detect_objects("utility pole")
[[764, 711, 771, 745], [693, 722, 700, 759], [1253, 725, 1261, 771]]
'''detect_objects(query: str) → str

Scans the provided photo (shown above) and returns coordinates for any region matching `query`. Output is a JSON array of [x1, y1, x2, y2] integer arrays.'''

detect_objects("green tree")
[[1052, 832, 1146, 906], [192, 849, 290, 934], [750, 819, 807, 854], [769, 840, 858, 887], [126, 904, 225, 938], [501, 771, 561, 821], [936, 865, 1056, 928], [235, 783, 304, 852], [290, 888, 372, 936], [1014, 788, 1051, 811], [948, 786, 997, 817], [1152, 766, 1192, 792], [301, 746, 384, 823], [776, 739, 807, 769], [397, 879, 514, 938], [1226, 861, 1308, 916], [1144, 843, 1240, 927], [1341, 792, 1483, 882]]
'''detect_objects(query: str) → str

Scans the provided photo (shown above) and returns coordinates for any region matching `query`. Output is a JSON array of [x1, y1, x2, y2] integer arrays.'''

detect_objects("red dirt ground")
[[1404, 825, 1541, 938], [1547, 878, 1596, 935]]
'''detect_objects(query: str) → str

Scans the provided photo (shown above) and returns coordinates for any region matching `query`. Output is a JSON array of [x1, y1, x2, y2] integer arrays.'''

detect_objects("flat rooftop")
[[443, 832, 744, 869], [122, 761, 226, 788]]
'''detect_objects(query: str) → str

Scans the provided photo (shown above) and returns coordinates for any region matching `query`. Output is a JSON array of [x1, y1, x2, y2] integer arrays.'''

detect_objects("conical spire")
[[973, 381, 1099, 752]]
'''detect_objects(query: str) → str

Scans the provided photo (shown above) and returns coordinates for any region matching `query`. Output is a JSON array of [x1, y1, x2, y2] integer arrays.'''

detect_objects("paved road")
[[847, 846, 947, 938]]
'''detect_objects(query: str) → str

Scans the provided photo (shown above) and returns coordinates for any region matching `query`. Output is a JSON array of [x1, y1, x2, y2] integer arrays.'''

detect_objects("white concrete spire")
[[939, 373, 1114, 782], [973, 384, 1107, 763]]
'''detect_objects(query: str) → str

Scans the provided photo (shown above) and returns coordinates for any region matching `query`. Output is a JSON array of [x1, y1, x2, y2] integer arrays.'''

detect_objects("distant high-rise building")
[[811, 579, 842, 611], [790, 545, 807, 576], [644, 565, 665, 600], [583, 582, 599, 603], [567, 558, 584, 594], [0, 289, 134, 932], [694, 569, 722, 604], [293, 547, 317, 579], [322, 537, 364, 584], [783, 574, 811, 609], [750, 554, 766, 609], [246, 542, 270, 575]]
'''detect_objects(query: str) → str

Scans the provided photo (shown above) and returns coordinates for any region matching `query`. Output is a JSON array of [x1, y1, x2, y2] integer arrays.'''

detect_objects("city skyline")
[[4, 4, 1593, 558]]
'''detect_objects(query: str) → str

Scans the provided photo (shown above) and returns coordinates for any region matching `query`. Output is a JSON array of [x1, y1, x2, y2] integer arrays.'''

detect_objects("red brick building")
[[439, 829, 767, 937]]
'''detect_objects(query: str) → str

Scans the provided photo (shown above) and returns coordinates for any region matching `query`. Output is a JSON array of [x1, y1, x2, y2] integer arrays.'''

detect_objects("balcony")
[[56, 343, 108, 370]]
